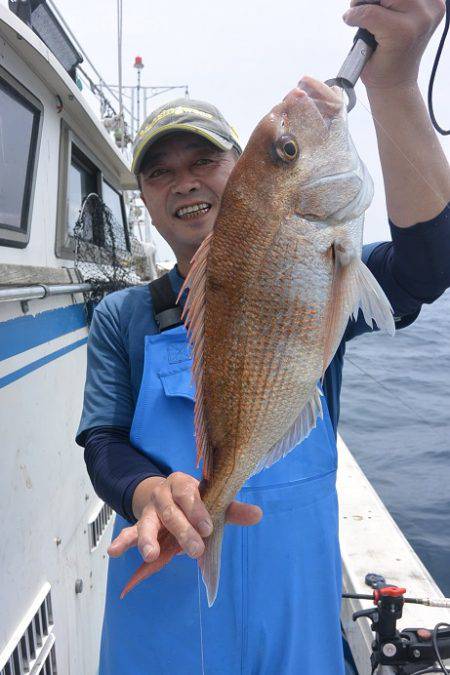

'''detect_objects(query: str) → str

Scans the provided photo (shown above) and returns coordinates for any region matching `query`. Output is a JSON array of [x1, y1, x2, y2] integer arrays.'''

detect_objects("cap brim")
[[132, 123, 234, 174]]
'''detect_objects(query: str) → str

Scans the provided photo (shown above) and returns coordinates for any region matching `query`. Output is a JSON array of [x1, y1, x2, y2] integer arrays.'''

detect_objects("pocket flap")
[[160, 366, 195, 401]]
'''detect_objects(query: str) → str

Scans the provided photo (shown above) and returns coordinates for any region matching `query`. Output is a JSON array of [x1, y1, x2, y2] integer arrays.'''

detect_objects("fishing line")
[[345, 355, 431, 425], [355, 96, 449, 212], [197, 565, 206, 675]]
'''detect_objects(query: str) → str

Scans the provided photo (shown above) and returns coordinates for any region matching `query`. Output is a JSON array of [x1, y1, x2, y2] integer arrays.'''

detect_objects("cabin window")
[[67, 147, 99, 238], [0, 71, 42, 248], [56, 122, 129, 260], [102, 180, 126, 232]]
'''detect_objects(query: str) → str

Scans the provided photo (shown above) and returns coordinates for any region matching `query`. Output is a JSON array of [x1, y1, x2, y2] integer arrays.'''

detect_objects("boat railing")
[[0, 282, 96, 303]]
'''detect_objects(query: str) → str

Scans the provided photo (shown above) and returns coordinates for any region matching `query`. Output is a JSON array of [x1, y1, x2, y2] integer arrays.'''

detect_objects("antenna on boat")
[[117, 0, 125, 152], [134, 56, 144, 133]]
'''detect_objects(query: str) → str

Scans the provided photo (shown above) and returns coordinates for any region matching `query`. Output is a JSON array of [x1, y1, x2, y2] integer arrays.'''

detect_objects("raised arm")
[[343, 0, 450, 226]]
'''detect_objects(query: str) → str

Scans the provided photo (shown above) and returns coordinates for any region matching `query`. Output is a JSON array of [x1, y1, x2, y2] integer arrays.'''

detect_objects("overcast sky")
[[54, 0, 450, 260]]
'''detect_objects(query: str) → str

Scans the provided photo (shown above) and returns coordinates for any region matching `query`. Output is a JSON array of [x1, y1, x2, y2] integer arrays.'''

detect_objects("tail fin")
[[120, 532, 180, 599], [199, 520, 225, 607]]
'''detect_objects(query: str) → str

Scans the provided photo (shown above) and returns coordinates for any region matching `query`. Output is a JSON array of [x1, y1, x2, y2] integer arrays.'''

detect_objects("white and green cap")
[[132, 98, 242, 175]]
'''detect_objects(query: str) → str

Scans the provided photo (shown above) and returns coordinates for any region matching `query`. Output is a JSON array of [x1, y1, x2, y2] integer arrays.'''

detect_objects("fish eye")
[[275, 135, 299, 162]]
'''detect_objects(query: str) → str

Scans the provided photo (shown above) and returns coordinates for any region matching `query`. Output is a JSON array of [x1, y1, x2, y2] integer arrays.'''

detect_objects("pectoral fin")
[[322, 245, 395, 375]]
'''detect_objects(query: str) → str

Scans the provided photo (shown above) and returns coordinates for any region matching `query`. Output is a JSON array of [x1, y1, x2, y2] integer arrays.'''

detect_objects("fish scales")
[[120, 76, 395, 606], [205, 226, 328, 470]]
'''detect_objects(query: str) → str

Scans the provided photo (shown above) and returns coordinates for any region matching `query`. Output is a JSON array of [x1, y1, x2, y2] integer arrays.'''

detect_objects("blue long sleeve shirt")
[[78, 204, 450, 522]]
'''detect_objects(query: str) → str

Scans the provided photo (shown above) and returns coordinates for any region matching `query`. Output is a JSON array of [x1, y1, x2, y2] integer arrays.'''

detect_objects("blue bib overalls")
[[99, 322, 345, 675]]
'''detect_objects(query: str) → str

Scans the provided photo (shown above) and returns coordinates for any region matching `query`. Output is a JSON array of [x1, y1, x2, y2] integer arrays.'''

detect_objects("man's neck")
[[176, 258, 189, 279]]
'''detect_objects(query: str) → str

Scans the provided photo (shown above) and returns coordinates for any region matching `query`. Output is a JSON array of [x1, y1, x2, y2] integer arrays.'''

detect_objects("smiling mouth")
[[175, 202, 212, 219]]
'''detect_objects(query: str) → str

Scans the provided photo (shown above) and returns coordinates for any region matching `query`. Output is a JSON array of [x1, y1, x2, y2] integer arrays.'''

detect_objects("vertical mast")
[[134, 56, 144, 131]]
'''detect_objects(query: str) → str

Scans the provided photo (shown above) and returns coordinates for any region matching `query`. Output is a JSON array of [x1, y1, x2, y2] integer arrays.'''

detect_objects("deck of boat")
[[338, 436, 450, 674]]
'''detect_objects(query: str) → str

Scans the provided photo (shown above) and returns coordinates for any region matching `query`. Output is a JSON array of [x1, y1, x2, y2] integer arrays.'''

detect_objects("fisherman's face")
[[139, 132, 237, 268]]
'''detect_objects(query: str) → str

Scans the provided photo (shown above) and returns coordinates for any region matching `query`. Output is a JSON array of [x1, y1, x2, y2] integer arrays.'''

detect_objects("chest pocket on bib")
[[159, 365, 196, 402]]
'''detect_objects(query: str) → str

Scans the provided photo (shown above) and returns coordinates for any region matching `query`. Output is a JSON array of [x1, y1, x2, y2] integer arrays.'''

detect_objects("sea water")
[[339, 289, 450, 596]]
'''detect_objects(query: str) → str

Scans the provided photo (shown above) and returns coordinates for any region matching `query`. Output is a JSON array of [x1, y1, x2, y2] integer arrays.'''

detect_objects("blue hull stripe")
[[0, 337, 88, 389], [0, 304, 87, 362]]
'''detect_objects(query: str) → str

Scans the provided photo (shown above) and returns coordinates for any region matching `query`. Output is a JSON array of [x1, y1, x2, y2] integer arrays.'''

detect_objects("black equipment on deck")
[[344, 574, 450, 674]]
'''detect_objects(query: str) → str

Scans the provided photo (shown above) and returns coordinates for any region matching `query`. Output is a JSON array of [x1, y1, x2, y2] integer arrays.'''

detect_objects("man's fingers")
[[343, 3, 406, 36], [107, 525, 138, 557], [344, 1, 444, 40], [350, 0, 444, 15], [226, 501, 263, 526], [152, 481, 205, 558], [137, 510, 161, 562], [170, 472, 213, 538]]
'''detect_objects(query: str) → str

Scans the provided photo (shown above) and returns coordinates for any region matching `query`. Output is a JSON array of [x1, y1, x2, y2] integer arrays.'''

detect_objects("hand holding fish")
[[343, 0, 446, 89], [108, 472, 262, 564]]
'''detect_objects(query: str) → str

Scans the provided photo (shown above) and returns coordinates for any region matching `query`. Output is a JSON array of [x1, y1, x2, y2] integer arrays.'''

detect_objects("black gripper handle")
[[354, 27, 378, 51]]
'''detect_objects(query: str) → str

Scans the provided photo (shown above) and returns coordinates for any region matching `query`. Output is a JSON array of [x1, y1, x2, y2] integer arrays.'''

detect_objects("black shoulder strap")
[[148, 273, 183, 333]]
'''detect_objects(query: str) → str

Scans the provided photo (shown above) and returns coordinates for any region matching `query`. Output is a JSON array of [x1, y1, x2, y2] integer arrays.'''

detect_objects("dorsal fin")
[[177, 233, 214, 478]]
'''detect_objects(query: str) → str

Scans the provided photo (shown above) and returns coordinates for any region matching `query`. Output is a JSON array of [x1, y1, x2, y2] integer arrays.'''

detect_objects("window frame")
[[55, 120, 130, 261], [0, 66, 43, 249]]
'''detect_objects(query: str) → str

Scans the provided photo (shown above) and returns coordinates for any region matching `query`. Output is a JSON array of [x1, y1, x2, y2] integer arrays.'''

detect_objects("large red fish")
[[121, 76, 394, 606]]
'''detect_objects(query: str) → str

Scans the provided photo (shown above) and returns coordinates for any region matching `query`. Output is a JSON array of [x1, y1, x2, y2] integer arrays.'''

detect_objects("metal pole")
[[117, 0, 124, 150], [133, 56, 144, 130], [131, 85, 135, 138], [137, 67, 141, 130]]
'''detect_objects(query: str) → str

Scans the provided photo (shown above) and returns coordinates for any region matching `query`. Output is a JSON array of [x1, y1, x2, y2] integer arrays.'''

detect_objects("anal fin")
[[252, 386, 323, 476]]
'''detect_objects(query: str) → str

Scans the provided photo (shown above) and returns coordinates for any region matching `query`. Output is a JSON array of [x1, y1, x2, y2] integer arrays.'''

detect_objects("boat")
[[0, 1, 154, 672], [1, 2, 449, 673]]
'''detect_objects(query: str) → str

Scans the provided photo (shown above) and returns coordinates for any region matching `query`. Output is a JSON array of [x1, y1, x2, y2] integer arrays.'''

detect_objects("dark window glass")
[[0, 78, 40, 231], [67, 147, 98, 237]]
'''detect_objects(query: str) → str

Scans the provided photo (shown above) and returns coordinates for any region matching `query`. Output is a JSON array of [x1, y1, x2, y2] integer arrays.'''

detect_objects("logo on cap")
[[138, 106, 215, 139]]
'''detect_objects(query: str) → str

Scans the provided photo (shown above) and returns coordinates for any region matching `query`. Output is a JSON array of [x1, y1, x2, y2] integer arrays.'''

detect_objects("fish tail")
[[120, 533, 180, 599], [199, 519, 225, 607]]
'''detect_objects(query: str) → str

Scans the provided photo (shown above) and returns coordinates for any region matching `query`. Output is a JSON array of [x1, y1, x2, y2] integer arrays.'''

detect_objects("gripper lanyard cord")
[[428, 0, 450, 136]]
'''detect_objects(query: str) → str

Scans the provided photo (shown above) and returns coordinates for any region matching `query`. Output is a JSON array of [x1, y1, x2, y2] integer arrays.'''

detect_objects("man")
[[77, 1, 450, 673]]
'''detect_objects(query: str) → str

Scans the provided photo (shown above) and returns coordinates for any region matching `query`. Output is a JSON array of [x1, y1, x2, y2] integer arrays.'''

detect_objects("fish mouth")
[[174, 202, 212, 220], [296, 76, 344, 117], [280, 76, 344, 125]]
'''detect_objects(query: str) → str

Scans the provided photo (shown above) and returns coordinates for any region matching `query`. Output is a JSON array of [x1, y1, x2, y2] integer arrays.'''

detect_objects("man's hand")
[[108, 472, 263, 563], [343, 0, 446, 90]]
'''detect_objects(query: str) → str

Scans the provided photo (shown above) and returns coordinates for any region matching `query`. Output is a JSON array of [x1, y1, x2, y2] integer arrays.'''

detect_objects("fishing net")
[[73, 192, 150, 322]]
